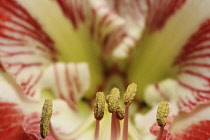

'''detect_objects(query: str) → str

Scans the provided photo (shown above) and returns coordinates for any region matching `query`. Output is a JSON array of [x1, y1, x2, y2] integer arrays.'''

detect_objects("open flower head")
[[1, 0, 210, 140]]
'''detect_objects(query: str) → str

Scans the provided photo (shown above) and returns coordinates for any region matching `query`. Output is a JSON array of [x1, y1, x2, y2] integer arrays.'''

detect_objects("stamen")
[[40, 99, 53, 139], [123, 83, 137, 140], [106, 87, 120, 140], [106, 87, 120, 113], [123, 83, 137, 106], [94, 92, 105, 120], [94, 92, 105, 140], [156, 101, 169, 140]]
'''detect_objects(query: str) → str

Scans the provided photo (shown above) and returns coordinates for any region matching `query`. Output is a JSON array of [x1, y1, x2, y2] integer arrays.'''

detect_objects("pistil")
[[123, 83, 137, 140], [94, 92, 105, 140], [156, 101, 169, 140]]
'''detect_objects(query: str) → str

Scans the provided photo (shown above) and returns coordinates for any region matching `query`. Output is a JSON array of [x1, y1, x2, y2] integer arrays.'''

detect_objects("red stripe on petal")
[[0, 102, 36, 140], [146, 0, 186, 32], [172, 120, 210, 140], [56, 0, 86, 29], [0, 63, 5, 72], [0, 1, 57, 100]]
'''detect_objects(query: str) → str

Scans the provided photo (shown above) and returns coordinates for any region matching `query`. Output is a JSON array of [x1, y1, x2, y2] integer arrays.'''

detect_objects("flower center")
[[40, 87, 170, 140]]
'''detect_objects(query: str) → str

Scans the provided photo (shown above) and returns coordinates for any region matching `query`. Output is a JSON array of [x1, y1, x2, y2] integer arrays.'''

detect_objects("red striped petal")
[[0, 1, 90, 103], [144, 17, 210, 112], [104, 0, 147, 58], [56, 0, 145, 58], [110, 0, 186, 33], [0, 0, 56, 100], [174, 20, 210, 108], [41, 63, 90, 110], [106, 0, 186, 56]]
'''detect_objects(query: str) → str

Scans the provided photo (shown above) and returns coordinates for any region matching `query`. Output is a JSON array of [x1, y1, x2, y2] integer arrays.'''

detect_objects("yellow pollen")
[[123, 83, 137, 106], [156, 101, 169, 127], [94, 92, 105, 120], [106, 87, 120, 113], [40, 99, 53, 139], [116, 105, 125, 120]]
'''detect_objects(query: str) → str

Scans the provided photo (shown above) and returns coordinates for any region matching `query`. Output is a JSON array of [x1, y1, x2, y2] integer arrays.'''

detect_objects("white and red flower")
[[1, 0, 210, 140]]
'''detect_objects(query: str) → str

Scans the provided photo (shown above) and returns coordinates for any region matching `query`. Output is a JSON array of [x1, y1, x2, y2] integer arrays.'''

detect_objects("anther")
[[156, 101, 169, 127], [94, 92, 105, 120], [123, 83, 137, 106], [156, 101, 169, 140], [106, 87, 120, 113], [40, 99, 53, 139], [94, 92, 105, 140], [116, 105, 125, 120]]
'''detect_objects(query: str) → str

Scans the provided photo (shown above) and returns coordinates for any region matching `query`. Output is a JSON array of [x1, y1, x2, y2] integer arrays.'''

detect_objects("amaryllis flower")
[[1, 0, 210, 140]]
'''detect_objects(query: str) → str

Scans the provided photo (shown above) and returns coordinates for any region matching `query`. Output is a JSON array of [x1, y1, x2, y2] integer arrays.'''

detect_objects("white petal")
[[0, 1, 56, 100], [134, 106, 157, 140]]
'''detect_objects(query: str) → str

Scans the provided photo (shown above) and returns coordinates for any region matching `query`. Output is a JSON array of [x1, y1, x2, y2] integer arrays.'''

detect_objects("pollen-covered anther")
[[106, 87, 120, 113], [116, 105, 125, 120], [156, 101, 169, 127], [94, 92, 105, 120], [123, 83, 137, 106], [40, 99, 53, 139]]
